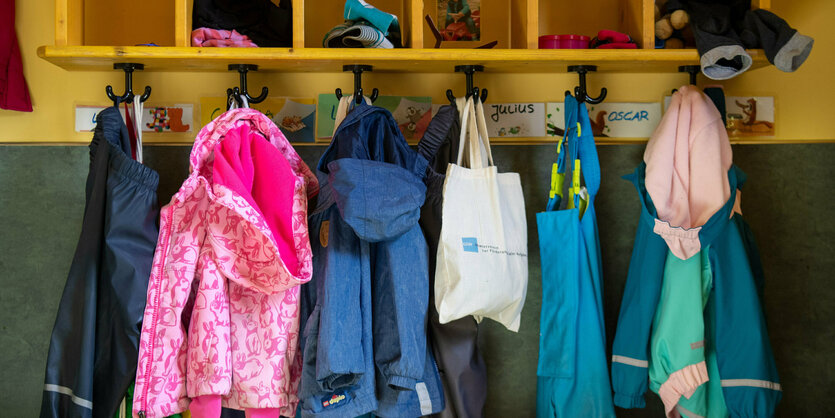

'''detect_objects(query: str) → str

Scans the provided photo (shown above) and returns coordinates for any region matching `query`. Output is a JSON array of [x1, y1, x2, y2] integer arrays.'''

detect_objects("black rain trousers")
[[40, 107, 160, 418]]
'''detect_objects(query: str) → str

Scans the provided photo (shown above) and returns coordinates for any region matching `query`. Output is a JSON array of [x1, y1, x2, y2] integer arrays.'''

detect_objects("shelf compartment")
[[531, 0, 652, 49], [420, 0, 523, 49], [56, 0, 175, 47], [37, 45, 770, 73], [175, 0, 298, 48], [303, 0, 415, 48]]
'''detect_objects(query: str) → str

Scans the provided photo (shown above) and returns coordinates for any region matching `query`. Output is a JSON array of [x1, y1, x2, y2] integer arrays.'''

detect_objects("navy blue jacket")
[[298, 104, 444, 418]]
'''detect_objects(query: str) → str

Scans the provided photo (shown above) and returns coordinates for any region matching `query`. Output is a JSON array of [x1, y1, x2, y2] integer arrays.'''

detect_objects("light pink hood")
[[644, 85, 732, 260], [133, 108, 318, 418]]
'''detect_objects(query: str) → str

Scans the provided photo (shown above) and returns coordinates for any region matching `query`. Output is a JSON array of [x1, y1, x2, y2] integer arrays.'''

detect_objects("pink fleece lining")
[[190, 395, 222, 418], [644, 86, 732, 260], [212, 124, 300, 276], [658, 361, 709, 418]]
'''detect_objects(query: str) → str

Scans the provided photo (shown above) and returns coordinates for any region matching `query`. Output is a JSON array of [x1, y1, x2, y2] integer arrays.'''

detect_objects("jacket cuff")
[[189, 395, 222, 418], [658, 361, 709, 414], [319, 372, 361, 392], [245, 407, 280, 418], [387, 375, 418, 391], [614, 393, 645, 409], [774, 32, 814, 72], [700, 44, 753, 80]]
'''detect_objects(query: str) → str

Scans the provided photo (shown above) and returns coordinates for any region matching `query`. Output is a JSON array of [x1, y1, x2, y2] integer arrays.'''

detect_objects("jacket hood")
[[190, 108, 319, 196], [317, 103, 423, 175], [318, 103, 427, 242], [327, 158, 426, 242], [643, 85, 732, 231], [188, 108, 318, 294]]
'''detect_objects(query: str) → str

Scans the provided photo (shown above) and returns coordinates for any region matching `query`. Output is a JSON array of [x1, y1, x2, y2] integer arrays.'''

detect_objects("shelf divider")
[[525, 0, 538, 49], [55, 0, 83, 46], [293, 0, 305, 49], [410, 0, 423, 48], [174, 0, 191, 47], [640, 0, 655, 49]]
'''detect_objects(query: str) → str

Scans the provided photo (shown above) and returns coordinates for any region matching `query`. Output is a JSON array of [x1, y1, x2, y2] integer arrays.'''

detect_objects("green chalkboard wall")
[[1, 143, 833, 416]]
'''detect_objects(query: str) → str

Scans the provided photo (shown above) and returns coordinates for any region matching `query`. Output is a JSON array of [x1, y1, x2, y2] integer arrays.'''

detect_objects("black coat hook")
[[228, 64, 268, 106], [672, 65, 701, 94], [336, 65, 379, 105], [106, 63, 151, 107], [565, 65, 606, 105], [446, 64, 488, 105], [680, 65, 700, 85]]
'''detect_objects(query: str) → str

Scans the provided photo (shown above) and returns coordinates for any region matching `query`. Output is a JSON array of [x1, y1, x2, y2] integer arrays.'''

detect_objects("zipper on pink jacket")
[[139, 206, 174, 418]]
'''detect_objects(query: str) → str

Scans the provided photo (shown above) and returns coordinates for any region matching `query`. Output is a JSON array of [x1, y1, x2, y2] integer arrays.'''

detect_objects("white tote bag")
[[435, 96, 528, 332]]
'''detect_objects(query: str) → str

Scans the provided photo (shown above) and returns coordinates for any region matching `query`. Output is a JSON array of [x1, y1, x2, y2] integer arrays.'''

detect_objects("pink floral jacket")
[[133, 109, 318, 418]]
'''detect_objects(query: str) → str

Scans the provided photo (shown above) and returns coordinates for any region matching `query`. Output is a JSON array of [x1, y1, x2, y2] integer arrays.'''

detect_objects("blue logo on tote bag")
[[462, 237, 479, 253]]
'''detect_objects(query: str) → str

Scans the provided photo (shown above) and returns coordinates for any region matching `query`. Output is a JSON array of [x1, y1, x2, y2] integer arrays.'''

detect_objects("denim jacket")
[[298, 104, 444, 418]]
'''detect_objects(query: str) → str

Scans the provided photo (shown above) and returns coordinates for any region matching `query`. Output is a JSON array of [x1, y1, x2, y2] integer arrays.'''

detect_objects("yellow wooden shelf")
[[38, 46, 770, 73]]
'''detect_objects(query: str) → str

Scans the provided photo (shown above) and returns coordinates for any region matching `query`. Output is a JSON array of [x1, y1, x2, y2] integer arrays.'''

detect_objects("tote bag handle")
[[474, 97, 495, 167], [455, 97, 477, 168], [455, 96, 495, 169]]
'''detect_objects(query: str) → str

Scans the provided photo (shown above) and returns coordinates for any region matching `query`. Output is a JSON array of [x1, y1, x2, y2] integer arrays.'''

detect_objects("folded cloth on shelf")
[[323, 20, 394, 48], [343, 0, 402, 47], [594, 42, 638, 49], [344, 0, 397, 34], [590, 30, 638, 49], [192, 28, 258, 47]]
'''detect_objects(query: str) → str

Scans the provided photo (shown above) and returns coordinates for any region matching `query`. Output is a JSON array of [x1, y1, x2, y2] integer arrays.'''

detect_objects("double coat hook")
[[672, 65, 701, 94], [680, 65, 701, 85], [566, 65, 607, 105], [446, 65, 488, 104], [106, 63, 151, 107], [336, 65, 379, 105], [228, 64, 268, 107]]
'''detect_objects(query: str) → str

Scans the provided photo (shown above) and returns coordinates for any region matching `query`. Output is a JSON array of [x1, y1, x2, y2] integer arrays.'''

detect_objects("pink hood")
[[133, 109, 318, 418], [644, 85, 732, 260]]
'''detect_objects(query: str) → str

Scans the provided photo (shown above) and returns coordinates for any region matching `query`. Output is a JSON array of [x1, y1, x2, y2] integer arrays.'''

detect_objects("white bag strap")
[[474, 97, 495, 167], [332, 95, 372, 137], [132, 100, 144, 164], [332, 96, 352, 136], [228, 93, 240, 110], [456, 96, 482, 168], [465, 97, 483, 169]]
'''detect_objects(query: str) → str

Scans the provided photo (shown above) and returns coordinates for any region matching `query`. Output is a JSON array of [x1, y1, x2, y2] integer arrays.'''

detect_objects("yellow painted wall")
[[1, 0, 832, 144]]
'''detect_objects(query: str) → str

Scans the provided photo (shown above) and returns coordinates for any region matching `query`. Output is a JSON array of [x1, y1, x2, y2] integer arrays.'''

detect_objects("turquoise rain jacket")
[[611, 163, 782, 417], [535, 94, 615, 417]]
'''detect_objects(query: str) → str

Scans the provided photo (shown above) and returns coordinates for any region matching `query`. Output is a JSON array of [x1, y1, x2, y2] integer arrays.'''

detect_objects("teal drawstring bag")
[[535, 94, 615, 417]]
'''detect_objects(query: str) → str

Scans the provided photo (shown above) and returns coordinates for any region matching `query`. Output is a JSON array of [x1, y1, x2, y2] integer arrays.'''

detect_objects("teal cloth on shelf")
[[344, 0, 399, 35]]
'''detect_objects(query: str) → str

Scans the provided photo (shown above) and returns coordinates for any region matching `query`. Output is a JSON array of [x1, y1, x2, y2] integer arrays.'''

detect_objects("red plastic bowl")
[[539, 34, 590, 49]]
